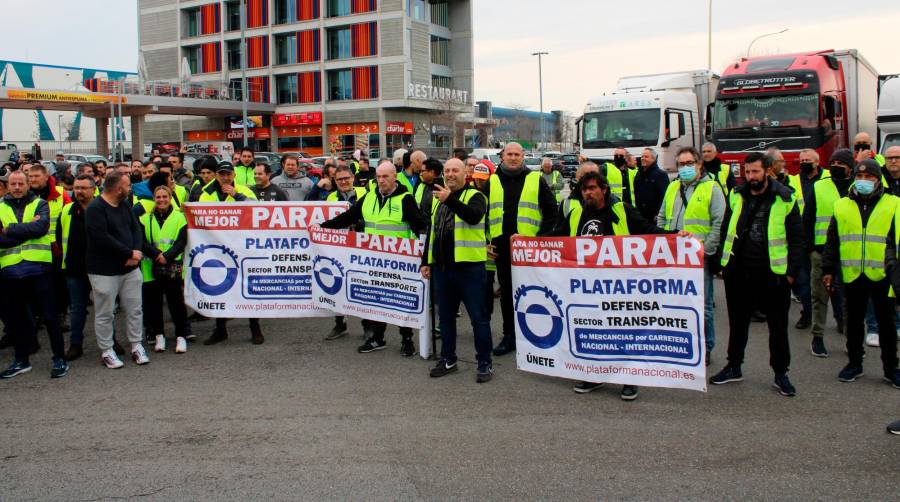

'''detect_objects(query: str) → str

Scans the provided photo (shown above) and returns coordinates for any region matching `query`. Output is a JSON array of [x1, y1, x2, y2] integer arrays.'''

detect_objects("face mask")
[[677, 165, 697, 182], [830, 166, 847, 180], [613, 155, 626, 167], [748, 179, 765, 191], [854, 143, 871, 152], [855, 179, 875, 195], [800, 162, 815, 174]]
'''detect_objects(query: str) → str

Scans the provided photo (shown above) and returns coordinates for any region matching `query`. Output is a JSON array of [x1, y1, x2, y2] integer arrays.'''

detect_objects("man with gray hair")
[[540, 157, 564, 202], [701, 142, 733, 195], [633, 147, 669, 221]]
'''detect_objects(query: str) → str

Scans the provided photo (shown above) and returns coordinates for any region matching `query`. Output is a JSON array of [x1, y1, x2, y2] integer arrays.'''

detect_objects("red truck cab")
[[710, 50, 855, 178]]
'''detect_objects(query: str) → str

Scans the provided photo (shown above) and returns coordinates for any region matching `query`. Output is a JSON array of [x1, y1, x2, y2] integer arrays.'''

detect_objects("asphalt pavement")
[[1, 281, 898, 501]]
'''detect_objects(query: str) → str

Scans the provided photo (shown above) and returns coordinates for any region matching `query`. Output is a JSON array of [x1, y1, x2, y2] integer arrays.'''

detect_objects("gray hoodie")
[[270, 171, 313, 201]]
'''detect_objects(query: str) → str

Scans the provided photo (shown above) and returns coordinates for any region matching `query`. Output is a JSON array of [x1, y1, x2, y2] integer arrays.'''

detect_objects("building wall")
[[136, 0, 475, 156]]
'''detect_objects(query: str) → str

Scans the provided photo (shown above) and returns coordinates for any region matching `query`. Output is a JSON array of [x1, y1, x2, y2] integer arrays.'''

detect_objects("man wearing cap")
[[189, 156, 218, 202], [487, 142, 558, 356], [803, 149, 854, 357], [200, 162, 263, 346], [319, 161, 428, 357], [823, 158, 899, 388]]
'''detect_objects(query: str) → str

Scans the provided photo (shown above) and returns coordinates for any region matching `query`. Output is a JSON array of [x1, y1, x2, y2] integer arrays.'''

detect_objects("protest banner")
[[511, 234, 707, 392], [183, 202, 347, 318], [309, 227, 432, 358]]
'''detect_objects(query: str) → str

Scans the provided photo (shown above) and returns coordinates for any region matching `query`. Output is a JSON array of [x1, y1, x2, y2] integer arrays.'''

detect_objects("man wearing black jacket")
[[633, 148, 670, 222], [320, 161, 428, 356], [711, 152, 803, 397], [486, 143, 558, 356], [422, 158, 493, 382], [802, 149, 853, 357]]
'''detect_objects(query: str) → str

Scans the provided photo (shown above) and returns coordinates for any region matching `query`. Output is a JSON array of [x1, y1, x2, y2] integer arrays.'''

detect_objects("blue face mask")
[[678, 165, 697, 182], [855, 179, 876, 195]]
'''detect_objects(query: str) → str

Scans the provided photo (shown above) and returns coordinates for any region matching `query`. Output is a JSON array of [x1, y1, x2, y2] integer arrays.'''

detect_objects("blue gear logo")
[[188, 245, 239, 296], [313, 256, 345, 296], [514, 285, 564, 349]]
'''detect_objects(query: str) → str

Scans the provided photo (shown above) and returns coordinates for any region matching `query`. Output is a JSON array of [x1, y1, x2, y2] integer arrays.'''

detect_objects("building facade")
[[139, 0, 473, 158]]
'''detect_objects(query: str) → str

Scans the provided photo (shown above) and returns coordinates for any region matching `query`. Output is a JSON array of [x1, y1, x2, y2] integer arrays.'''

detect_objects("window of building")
[[275, 34, 297, 65], [227, 40, 241, 70], [225, 1, 241, 31], [229, 78, 244, 101], [328, 69, 353, 101], [408, 0, 426, 22], [276, 74, 299, 104], [275, 0, 320, 23], [432, 75, 451, 89], [430, 0, 449, 27], [185, 8, 201, 37], [186, 47, 201, 74], [327, 27, 352, 60], [328, 0, 352, 17], [431, 36, 449, 66]]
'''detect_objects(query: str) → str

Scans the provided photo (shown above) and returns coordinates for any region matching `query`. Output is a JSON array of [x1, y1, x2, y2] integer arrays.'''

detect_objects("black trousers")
[[11, 273, 64, 362], [144, 277, 190, 339], [844, 277, 898, 372], [362, 319, 412, 342], [724, 264, 791, 374], [494, 240, 515, 346]]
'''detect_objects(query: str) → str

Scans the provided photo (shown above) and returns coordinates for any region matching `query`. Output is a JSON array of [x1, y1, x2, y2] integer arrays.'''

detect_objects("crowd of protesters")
[[1, 139, 899, 434]]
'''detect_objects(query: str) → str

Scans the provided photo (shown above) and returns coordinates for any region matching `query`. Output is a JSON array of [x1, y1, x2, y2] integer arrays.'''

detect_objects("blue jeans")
[[865, 299, 900, 333], [67, 275, 91, 347], [704, 259, 715, 353], [792, 252, 812, 319], [433, 263, 493, 365]]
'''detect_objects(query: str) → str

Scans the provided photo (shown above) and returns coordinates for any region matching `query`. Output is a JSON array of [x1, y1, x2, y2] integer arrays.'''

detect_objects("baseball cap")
[[854, 158, 881, 177], [216, 161, 235, 173], [473, 163, 491, 181]]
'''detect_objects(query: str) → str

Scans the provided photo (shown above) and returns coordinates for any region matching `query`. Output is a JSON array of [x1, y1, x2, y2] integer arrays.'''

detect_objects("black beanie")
[[148, 172, 170, 194], [829, 148, 854, 169]]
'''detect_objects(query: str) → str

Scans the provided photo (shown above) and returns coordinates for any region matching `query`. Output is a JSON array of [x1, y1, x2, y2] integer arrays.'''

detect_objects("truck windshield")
[[582, 109, 660, 148], [714, 94, 818, 130]]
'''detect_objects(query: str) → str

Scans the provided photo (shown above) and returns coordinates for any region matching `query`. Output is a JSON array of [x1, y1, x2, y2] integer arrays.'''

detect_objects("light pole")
[[532, 51, 548, 151], [746, 28, 788, 58], [707, 0, 712, 69], [240, 0, 249, 149], [57, 115, 63, 152]]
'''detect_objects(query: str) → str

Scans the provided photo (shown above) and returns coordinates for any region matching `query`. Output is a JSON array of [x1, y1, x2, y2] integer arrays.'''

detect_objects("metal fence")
[[83, 78, 267, 102]]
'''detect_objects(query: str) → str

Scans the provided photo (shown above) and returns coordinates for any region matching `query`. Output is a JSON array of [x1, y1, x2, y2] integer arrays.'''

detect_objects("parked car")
[[524, 157, 542, 171], [182, 152, 223, 174], [65, 154, 107, 165], [559, 154, 580, 177], [281, 151, 310, 159], [255, 152, 283, 177]]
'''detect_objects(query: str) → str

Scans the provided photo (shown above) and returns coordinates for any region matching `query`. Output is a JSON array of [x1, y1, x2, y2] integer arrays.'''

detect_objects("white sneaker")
[[101, 349, 124, 369], [155, 335, 166, 353], [175, 337, 187, 354], [866, 332, 880, 347], [131, 344, 150, 365]]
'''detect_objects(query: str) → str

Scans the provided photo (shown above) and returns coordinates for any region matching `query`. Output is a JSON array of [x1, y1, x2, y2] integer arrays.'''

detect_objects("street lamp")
[[707, 0, 712, 69], [746, 28, 789, 58], [57, 115, 63, 151], [239, 0, 249, 149], [532, 51, 548, 151]]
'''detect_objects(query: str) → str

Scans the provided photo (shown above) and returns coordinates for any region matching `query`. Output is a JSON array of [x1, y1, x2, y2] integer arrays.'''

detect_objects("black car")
[[559, 154, 580, 177]]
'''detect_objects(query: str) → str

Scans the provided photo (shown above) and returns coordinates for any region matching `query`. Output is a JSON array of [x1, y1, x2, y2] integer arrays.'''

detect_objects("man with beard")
[[555, 171, 685, 400], [712, 152, 803, 397]]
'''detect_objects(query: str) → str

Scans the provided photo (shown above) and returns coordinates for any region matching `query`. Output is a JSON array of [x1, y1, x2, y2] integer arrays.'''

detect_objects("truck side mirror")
[[666, 111, 683, 141], [705, 102, 715, 137]]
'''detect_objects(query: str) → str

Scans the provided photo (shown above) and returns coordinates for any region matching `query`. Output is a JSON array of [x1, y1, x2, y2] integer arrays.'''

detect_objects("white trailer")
[[578, 70, 719, 172], [878, 75, 900, 153]]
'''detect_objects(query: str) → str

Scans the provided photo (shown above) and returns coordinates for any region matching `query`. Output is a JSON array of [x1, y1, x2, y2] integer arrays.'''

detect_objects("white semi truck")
[[578, 70, 719, 172]]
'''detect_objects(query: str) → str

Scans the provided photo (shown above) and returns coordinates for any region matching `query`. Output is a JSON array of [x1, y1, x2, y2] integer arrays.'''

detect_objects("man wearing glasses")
[[882, 146, 900, 196], [323, 165, 367, 341]]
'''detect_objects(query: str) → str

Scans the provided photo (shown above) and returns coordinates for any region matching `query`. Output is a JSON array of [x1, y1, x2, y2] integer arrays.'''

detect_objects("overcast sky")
[[2, 0, 898, 114]]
